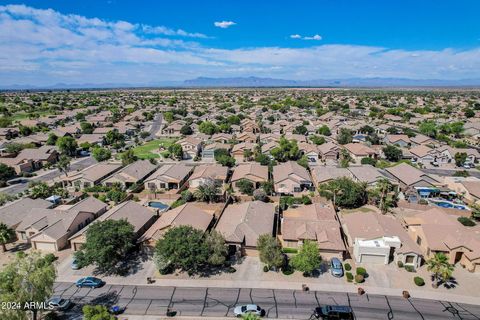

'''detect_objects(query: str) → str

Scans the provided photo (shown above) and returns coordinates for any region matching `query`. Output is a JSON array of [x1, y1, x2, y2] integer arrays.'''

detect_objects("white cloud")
[[290, 34, 322, 41], [0, 5, 480, 86], [214, 21, 236, 29], [290, 34, 301, 39]]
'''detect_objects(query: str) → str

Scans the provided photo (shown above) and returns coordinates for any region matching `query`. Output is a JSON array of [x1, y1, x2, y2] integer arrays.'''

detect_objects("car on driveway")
[[314, 305, 354, 319], [47, 298, 72, 311], [330, 257, 344, 277], [71, 258, 80, 270], [233, 304, 265, 317], [75, 277, 104, 288]]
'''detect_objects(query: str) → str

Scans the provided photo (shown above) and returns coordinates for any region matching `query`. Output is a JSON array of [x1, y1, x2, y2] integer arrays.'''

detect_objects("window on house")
[[405, 255, 415, 264]]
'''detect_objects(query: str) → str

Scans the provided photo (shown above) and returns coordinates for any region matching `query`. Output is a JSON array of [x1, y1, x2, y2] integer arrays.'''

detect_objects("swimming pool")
[[429, 199, 470, 211], [148, 201, 169, 210]]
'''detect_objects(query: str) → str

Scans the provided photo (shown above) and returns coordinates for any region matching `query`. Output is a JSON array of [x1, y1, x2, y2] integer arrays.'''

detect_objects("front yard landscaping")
[[132, 138, 177, 159]]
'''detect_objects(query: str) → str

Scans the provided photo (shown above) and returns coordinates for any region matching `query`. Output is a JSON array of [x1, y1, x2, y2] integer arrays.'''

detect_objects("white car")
[[233, 304, 265, 317]]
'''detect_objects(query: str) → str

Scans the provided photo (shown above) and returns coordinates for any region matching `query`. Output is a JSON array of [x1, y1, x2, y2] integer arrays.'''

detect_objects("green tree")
[[419, 121, 437, 138], [56, 154, 71, 176], [236, 179, 254, 195], [56, 136, 78, 156], [180, 125, 193, 135], [46, 133, 58, 146], [382, 145, 403, 162], [0, 163, 16, 183], [337, 128, 353, 145], [29, 182, 53, 199], [317, 125, 331, 136], [205, 230, 228, 266], [293, 125, 307, 135], [0, 222, 15, 252], [309, 135, 326, 145], [427, 253, 454, 287], [454, 152, 468, 167], [270, 137, 300, 162], [168, 143, 183, 160], [199, 121, 218, 135], [80, 122, 94, 134], [194, 179, 220, 203], [120, 149, 138, 165], [104, 129, 125, 146], [257, 234, 284, 269], [319, 177, 368, 209], [214, 148, 235, 167], [0, 252, 56, 320], [290, 240, 321, 275], [464, 108, 475, 118], [75, 219, 135, 273], [368, 178, 397, 214], [82, 305, 115, 320], [92, 147, 112, 162], [154, 226, 209, 274]]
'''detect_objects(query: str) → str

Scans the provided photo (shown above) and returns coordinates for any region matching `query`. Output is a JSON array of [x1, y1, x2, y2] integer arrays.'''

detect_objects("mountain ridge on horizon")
[[2, 76, 480, 90]]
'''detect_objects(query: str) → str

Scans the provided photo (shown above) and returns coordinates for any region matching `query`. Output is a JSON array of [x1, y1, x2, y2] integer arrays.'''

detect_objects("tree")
[[293, 125, 307, 135], [270, 137, 300, 162], [297, 155, 309, 168], [155, 226, 209, 274], [82, 305, 115, 320], [427, 253, 454, 287], [29, 182, 52, 199], [454, 152, 468, 167], [382, 145, 403, 162], [319, 177, 368, 209], [92, 147, 112, 162], [257, 234, 284, 269], [419, 121, 437, 138], [57, 154, 71, 176], [337, 128, 353, 145], [464, 108, 475, 118], [236, 179, 254, 195], [0, 222, 15, 252], [205, 230, 228, 266], [291, 240, 321, 275], [194, 179, 220, 203], [368, 178, 397, 214], [46, 133, 58, 146], [168, 143, 183, 160], [0, 252, 56, 320], [80, 122, 94, 134], [361, 157, 377, 166], [199, 121, 218, 135], [317, 125, 331, 136], [104, 129, 125, 146], [56, 136, 78, 156], [180, 125, 193, 135], [0, 163, 15, 183], [75, 219, 135, 273], [339, 149, 352, 168], [120, 149, 138, 165], [214, 149, 236, 167], [253, 188, 267, 202], [309, 135, 326, 145]]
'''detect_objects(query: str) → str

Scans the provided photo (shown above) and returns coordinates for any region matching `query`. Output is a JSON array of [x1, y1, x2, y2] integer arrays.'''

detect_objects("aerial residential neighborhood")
[[1, 1, 480, 320]]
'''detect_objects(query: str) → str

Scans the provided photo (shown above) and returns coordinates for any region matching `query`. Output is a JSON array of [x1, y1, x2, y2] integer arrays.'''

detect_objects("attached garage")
[[33, 241, 56, 251], [359, 254, 386, 264]]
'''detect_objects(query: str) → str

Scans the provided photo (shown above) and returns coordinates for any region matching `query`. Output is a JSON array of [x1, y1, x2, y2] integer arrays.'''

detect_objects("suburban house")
[[178, 136, 202, 159], [60, 163, 122, 190], [409, 145, 437, 165], [280, 203, 346, 260], [69, 201, 157, 251], [299, 142, 320, 163], [0, 197, 53, 229], [231, 142, 255, 162], [342, 212, 422, 268], [311, 167, 352, 185], [139, 203, 214, 245], [437, 146, 480, 165], [230, 163, 269, 193], [235, 132, 257, 143], [188, 164, 228, 189], [404, 208, 480, 273], [343, 143, 377, 164], [202, 142, 231, 160], [318, 142, 340, 162], [211, 133, 233, 144], [215, 201, 276, 256], [15, 145, 59, 170], [385, 163, 442, 191], [161, 120, 185, 136], [410, 134, 436, 147], [347, 165, 390, 187], [18, 196, 107, 251], [144, 164, 193, 192], [102, 159, 157, 189], [273, 161, 313, 195], [384, 134, 411, 148]]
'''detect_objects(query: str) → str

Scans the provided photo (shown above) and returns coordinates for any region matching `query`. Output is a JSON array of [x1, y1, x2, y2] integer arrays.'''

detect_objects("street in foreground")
[[53, 282, 480, 320]]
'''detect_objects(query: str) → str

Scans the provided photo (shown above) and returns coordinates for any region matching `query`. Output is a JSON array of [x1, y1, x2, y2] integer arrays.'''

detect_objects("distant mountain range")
[[3, 76, 480, 90]]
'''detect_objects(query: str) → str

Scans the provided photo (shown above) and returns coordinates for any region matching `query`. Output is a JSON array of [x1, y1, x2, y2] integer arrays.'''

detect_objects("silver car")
[[47, 298, 72, 311], [330, 258, 344, 277], [233, 304, 265, 317]]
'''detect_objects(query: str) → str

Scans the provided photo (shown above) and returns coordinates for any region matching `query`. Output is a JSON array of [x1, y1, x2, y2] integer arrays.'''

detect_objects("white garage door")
[[34, 241, 56, 252], [360, 254, 385, 264]]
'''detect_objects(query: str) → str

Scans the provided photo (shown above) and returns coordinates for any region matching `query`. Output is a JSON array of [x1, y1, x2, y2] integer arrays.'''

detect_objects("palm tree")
[[194, 179, 220, 203], [427, 253, 454, 287], [374, 178, 397, 214], [0, 222, 15, 252]]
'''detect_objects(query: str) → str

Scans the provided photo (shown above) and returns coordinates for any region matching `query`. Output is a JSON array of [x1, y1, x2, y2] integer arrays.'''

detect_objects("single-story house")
[[273, 161, 313, 195], [102, 160, 157, 189], [144, 164, 193, 192]]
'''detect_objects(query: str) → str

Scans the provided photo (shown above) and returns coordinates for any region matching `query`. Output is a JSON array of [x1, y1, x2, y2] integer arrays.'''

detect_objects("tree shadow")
[[93, 246, 153, 277]]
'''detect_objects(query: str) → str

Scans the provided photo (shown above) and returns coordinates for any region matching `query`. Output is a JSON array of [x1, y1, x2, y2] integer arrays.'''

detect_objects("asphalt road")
[[147, 113, 163, 139], [1, 156, 97, 196], [53, 282, 480, 320]]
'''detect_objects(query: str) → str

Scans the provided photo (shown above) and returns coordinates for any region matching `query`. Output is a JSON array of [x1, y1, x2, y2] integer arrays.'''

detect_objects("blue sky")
[[0, 0, 479, 86]]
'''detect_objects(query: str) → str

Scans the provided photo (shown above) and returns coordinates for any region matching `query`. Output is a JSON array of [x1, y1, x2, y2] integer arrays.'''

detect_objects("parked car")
[[233, 304, 265, 317], [330, 258, 344, 277], [47, 298, 72, 311], [71, 258, 80, 270], [314, 305, 354, 319], [75, 277, 104, 288]]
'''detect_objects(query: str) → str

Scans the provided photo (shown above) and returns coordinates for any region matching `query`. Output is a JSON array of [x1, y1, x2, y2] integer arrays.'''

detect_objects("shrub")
[[397, 261, 404, 268], [282, 265, 294, 275], [414, 276, 425, 286], [344, 263, 352, 271], [282, 247, 298, 254], [354, 274, 364, 283], [226, 266, 236, 273], [263, 265, 269, 272], [458, 216, 476, 227], [356, 267, 367, 276], [346, 272, 353, 282], [404, 265, 415, 272]]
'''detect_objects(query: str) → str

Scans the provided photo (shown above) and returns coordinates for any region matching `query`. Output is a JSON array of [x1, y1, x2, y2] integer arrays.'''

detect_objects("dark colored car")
[[75, 277, 104, 288], [314, 305, 354, 319]]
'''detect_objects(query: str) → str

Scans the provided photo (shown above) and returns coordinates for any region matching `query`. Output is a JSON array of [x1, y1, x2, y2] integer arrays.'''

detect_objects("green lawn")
[[132, 138, 177, 159]]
